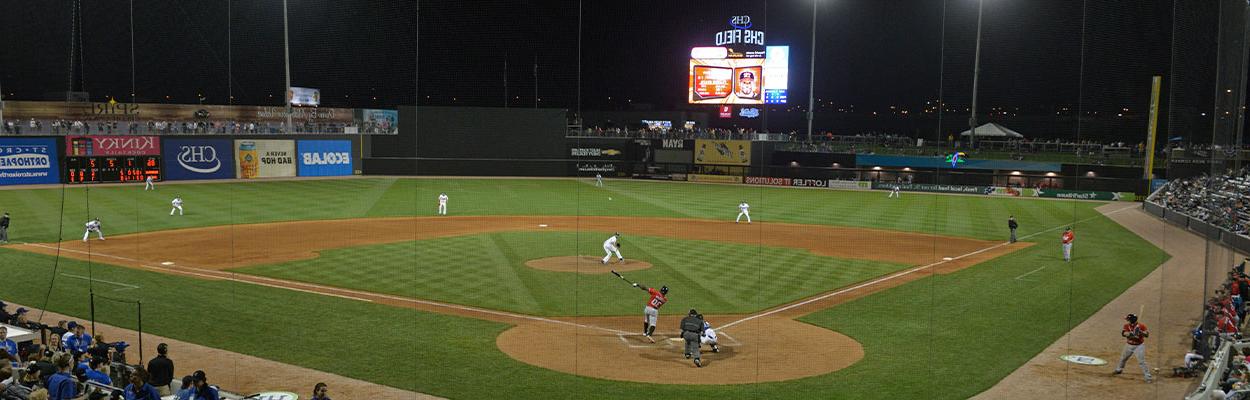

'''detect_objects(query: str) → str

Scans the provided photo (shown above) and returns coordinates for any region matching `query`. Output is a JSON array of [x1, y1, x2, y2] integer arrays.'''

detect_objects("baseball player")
[[1008, 216, 1018, 243], [1061, 227, 1075, 262], [1114, 313, 1153, 383], [699, 314, 720, 353], [170, 196, 184, 216], [437, 193, 449, 215], [82, 218, 104, 242], [631, 281, 667, 342], [736, 201, 751, 223], [595, 173, 604, 187], [888, 184, 901, 198], [680, 309, 704, 367], [602, 233, 624, 264], [144, 175, 155, 191]]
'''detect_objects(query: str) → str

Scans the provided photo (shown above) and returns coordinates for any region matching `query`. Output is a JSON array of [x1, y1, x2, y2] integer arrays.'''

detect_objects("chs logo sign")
[[177, 145, 221, 173], [302, 152, 351, 165]]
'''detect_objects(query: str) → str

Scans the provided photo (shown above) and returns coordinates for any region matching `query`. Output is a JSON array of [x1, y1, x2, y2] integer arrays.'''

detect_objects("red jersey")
[[1062, 231, 1075, 244], [1122, 322, 1148, 345], [1219, 315, 1238, 334], [646, 288, 668, 309]]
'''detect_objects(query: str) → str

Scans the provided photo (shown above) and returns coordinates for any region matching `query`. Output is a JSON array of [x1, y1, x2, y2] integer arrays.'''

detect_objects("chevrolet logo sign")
[[602, 149, 621, 156]]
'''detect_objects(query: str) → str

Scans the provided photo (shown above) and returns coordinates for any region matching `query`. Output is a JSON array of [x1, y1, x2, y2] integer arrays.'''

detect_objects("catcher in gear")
[[1114, 313, 1154, 382]]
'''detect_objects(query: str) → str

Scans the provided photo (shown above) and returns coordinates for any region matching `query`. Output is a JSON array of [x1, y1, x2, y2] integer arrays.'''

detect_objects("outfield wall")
[[0, 135, 361, 186]]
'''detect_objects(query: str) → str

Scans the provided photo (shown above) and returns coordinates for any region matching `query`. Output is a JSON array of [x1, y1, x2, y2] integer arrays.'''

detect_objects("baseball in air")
[[609, 197, 613, 200]]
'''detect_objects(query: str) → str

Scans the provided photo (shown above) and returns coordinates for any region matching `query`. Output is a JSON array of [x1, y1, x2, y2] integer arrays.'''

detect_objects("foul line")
[[59, 273, 140, 291], [719, 205, 1136, 332], [19, 243, 631, 336]]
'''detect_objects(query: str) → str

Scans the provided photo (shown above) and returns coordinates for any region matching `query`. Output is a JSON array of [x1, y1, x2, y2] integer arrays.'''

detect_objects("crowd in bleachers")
[[572, 126, 760, 141], [1181, 260, 1250, 397], [3, 118, 363, 136], [0, 301, 226, 400], [1157, 168, 1250, 236]]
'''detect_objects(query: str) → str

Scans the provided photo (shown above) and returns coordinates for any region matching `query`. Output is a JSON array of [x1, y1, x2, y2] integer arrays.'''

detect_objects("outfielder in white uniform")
[[82, 219, 104, 242], [699, 318, 720, 353], [888, 185, 901, 198], [602, 233, 623, 264], [595, 173, 604, 187], [144, 176, 155, 191], [736, 201, 751, 223], [170, 196, 184, 216], [437, 193, 449, 215]]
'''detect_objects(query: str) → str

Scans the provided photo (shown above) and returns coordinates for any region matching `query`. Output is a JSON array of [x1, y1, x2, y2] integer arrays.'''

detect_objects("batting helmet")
[[660, 285, 669, 295], [1126, 313, 1138, 324]]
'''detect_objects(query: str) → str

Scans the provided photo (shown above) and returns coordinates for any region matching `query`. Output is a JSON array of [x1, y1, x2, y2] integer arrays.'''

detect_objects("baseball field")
[[0, 177, 1168, 398]]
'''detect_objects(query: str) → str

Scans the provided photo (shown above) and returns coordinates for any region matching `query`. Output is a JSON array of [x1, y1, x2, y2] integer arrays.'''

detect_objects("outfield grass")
[[236, 231, 911, 316], [0, 177, 1166, 399]]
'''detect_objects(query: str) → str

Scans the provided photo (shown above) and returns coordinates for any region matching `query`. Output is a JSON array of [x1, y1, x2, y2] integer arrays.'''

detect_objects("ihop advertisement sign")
[[0, 138, 59, 185], [296, 140, 353, 177], [163, 139, 234, 180]]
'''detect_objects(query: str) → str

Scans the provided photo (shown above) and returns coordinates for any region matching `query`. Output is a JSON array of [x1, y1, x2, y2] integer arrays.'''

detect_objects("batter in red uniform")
[[1114, 313, 1153, 382], [632, 282, 668, 343]]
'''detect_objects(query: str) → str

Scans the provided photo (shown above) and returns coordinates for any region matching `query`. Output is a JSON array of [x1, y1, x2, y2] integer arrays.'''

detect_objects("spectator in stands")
[[63, 324, 90, 359], [173, 376, 193, 400], [28, 389, 49, 400], [82, 358, 109, 386], [2, 363, 40, 399], [44, 353, 76, 400], [45, 332, 63, 356], [123, 367, 159, 400], [189, 371, 218, 400], [10, 309, 33, 331], [0, 327, 17, 365], [145, 344, 173, 396], [0, 303, 12, 326], [311, 383, 330, 400]]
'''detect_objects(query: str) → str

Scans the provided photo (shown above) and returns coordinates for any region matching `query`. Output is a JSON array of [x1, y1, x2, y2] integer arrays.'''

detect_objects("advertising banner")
[[66, 136, 160, 156], [744, 176, 790, 186], [288, 87, 321, 107], [827, 180, 871, 190], [234, 140, 295, 178], [687, 174, 742, 184], [1033, 188, 1126, 201], [361, 109, 399, 134], [694, 139, 751, 165], [871, 182, 991, 195], [297, 140, 353, 177], [0, 138, 60, 185], [163, 139, 234, 181]]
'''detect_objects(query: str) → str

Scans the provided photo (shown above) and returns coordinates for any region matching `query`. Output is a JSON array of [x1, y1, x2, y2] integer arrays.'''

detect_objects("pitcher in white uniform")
[[437, 193, 449, 215], [602, 233, 624, 264], [736, 201, 751, 223], [82, 218, 104, 242], [170, 196, 184, 216]]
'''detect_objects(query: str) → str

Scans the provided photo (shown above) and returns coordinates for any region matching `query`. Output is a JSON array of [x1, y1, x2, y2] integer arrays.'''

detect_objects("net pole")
[[137, 301, 143, 363], [805, 0, 816, 143], [283, 0, 293, 133]]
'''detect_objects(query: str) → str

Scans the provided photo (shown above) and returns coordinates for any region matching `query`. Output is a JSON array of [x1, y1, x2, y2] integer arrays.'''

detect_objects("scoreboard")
[[65, 156, 162, 184]]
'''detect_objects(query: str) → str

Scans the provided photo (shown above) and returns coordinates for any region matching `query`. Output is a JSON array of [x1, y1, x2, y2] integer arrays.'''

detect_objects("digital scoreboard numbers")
[[65, 156, 162, 184]]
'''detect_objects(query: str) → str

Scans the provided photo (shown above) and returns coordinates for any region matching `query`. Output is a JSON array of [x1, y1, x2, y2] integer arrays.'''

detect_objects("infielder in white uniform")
[[736, 201, 751, 223], [144, 176, 155, 191], [170, 196, 184, 216], [699, 317, 720, 353], [82, 218, 104, 242], [602, 233, 624, 264], [437, 193, 449, 215], [888, 185, 901, 198], [595, 173, 604, 187]]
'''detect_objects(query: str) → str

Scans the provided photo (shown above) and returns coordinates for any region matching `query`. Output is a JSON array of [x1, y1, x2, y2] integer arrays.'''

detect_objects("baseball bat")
[[611, 270, 637, 286]]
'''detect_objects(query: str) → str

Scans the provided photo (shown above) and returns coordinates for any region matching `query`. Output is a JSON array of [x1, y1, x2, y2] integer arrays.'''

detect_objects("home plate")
[[538, 224, 548, 228], [942, 257, 953, 261], [160, 262, 175, 266]]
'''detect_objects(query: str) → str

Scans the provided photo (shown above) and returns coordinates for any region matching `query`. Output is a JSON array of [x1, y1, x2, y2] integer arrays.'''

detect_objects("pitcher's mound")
[[525, 256, 652, 274]]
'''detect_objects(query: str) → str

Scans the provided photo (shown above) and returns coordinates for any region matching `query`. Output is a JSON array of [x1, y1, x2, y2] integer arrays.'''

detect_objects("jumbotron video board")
[[687, 15, 788, 105]]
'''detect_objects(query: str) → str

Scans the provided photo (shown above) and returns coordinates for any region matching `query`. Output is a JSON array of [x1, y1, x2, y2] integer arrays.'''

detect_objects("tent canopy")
[[959, 122, 1025, 138]]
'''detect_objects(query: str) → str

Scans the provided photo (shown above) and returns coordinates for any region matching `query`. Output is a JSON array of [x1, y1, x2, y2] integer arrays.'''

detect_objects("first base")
[[942, 257, 953, 261]]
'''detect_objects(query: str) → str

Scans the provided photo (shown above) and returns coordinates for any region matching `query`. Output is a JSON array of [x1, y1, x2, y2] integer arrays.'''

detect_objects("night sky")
[[0, 0, 1235, 140]]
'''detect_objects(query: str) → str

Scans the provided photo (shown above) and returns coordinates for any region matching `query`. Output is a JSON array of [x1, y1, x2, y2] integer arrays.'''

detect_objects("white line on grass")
[[58, 273, 140, 291], [1014, 266, 1048, 281], [718, 205, 1136, 332], [21, 243, 632, 335]]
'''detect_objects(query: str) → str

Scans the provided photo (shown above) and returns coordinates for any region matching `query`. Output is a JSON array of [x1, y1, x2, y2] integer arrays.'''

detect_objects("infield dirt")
[[10, 216, 1029, 384]]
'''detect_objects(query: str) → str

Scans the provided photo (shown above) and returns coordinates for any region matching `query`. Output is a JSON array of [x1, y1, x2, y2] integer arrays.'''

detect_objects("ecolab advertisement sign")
[[162, 139, 234, 181], [296, 140, 352, 177], [0, 138, 59, 185]]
